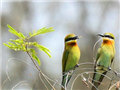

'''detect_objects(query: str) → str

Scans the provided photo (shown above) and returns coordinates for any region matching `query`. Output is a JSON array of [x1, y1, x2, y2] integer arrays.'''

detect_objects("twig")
[[12, 81, 29, 90], [116, 81, 120, 90], [81, 74, 89, 88], [88, 78, 98, 90], [65, 73, 69, 90], [109, 81, 120, 90], [26, 48, 55, 90], [43, 74, 64, 89], [39, 73, 49, 90], [3, 58, 62, 90], [2, 58, 37, 89], [71, 71, 112, 90], [1, 77, 9, 89]]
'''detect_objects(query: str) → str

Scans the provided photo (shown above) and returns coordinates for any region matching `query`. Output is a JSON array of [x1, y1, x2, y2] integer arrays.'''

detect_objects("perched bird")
[[61, 34, 80, 90], [92, 33, 115, 90]]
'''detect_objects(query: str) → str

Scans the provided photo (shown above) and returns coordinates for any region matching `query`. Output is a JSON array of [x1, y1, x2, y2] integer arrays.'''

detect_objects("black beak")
[[98, 34, 104, 37], [75, 36, 79, 39]]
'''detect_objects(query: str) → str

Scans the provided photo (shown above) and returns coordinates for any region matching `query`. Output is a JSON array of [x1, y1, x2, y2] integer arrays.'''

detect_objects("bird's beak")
[[75, 36, 79, 39], [77, 36, 82, 39], [98, 34, 104, 37], [75, 36, 82, 39]]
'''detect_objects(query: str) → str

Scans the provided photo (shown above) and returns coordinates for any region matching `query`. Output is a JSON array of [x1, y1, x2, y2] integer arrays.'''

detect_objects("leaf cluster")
[[3, 25, 54, 65]]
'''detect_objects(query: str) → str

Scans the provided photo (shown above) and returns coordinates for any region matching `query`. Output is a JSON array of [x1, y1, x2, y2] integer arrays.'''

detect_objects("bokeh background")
[[1, 0, 120, 90]]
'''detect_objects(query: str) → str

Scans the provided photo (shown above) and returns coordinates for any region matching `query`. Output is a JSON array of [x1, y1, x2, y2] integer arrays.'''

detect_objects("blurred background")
[[1, 0, 120, 90]]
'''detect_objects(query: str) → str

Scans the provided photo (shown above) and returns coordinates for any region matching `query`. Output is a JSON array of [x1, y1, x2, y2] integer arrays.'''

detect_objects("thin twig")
[[3, 58, 62, 90], [39, 73, 49, 90], [26, 48, 55, 90], [65, 72, 70, 90], [81, 74, 89, 88], [109, 81, 120, 90], [43, 74, 64, 89], [71, 71, 112, 90], [88, 78, 98, 90], [12, 81, 29, 90], [116, 81, 120, 90], [2, 58, 37, 89]]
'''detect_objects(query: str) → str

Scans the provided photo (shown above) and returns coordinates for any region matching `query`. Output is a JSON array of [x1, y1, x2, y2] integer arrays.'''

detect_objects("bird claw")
[[108, 67, 111, 70], [68, 70, 73, 74], [74, 64, 79, 69]]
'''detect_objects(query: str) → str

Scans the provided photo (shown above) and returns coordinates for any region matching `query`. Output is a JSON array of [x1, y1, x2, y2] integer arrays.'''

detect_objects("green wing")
[[94, 47, 101, 68], [92, 48, 101, 82], [96, 48, 101, 62], [62, 49, 69, 72]]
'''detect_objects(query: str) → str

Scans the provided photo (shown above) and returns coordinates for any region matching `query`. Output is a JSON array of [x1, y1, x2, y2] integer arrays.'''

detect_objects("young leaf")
[[29, 27, 54, 38], [7, 24, 25, 39], [30, 49, 40, 65], [3, 43, 11, 48], [10, 39, 23, 44], [33, 43, 51, 58], [37, 27, 54, 34], [4, 25, 54, 66]]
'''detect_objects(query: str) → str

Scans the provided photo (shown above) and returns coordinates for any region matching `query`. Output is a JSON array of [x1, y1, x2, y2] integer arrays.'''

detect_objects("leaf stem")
[[26, 47, 55, 90]]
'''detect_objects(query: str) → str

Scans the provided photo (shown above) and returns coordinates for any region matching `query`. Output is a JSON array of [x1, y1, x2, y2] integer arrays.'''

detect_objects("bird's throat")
[[67, 42, 77, 46], [103, 40, 114, 45]]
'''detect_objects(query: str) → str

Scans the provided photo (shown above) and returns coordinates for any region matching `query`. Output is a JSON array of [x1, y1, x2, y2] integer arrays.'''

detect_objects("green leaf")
[[19, 32, 26, 38], [33, 43, 51, 58], [29, 32, 32, 36], [3, 40, 25, 51], [8, 42, 16, 46], [30, 49, 40, 65], [4, 25, 54, 66], [7, 24, 25, 39], [37, 27, 54, 34], [42, 49, 51, 58], [3, 43, 11, 48], [10, 39, 23, 44], [29, 27, 54, 38]]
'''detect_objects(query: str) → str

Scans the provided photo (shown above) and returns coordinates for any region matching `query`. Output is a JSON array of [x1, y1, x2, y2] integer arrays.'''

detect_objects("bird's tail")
[[91, 70, 107, 90], [61, 72, 72, 90]]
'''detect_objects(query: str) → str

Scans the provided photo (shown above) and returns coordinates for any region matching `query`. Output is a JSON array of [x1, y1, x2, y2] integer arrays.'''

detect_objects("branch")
[[109, 81, 120, 90], [26, 48, 55, 90]]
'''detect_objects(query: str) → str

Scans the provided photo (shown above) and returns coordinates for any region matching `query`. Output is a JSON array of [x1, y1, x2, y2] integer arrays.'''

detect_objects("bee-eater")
[[61, 34, 80, 90], [92, 33, 115, 90]]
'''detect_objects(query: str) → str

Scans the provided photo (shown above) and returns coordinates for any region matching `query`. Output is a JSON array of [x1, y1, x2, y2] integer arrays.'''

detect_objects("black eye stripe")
[[104, 35, 114, 39], [65, 36, 78, 42]]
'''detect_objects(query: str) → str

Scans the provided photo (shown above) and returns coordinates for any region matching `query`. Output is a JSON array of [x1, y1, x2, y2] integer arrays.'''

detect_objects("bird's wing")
[[92, 47, 101, 80], [111, 47, 115, 64], [62, 49, 69, 72], [95, 48, 101, 65], [110, 56, 114, 67], [111, 57, 114, 64]]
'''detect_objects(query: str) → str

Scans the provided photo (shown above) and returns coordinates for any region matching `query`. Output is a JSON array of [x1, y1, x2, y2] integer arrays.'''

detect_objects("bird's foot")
[[68, 70, 73, 74], [108, 67, 111, 70], [74, 64, 79, 69]]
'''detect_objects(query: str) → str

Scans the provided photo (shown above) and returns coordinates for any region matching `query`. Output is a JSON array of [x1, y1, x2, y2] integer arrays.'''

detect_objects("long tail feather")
[[61, 72, 72, 90], [92, 70, 107, 90]]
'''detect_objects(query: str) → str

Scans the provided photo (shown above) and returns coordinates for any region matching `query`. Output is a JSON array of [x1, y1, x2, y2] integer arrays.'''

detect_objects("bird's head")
[[65, 34, 79, 46], [98, 33, 115, 44]]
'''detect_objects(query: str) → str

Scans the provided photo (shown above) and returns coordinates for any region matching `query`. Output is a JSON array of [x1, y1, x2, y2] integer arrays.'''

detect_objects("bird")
[[92, 33, 115, 90], [61, 34, 80, 90]]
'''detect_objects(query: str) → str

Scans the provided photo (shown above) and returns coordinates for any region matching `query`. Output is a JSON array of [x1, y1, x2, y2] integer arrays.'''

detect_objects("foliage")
[[3, 24, 54, 65]]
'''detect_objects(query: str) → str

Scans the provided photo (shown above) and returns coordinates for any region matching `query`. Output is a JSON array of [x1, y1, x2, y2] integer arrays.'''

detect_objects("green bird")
[[92, 33, 115, 90], [61, 34, 80, 90]]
